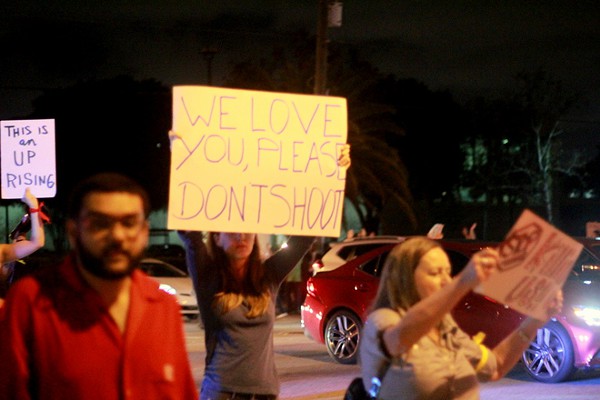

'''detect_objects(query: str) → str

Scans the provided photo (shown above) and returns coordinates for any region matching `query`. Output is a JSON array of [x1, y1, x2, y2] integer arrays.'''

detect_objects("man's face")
[[67, 192, 149, 280]]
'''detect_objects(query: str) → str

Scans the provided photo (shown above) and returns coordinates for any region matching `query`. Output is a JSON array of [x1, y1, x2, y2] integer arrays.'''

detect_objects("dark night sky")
[[1, 1, 599, 151]]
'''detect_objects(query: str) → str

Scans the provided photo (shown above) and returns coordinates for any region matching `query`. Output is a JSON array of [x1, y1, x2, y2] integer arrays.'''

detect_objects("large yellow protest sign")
[[167, 86, 348, 237]]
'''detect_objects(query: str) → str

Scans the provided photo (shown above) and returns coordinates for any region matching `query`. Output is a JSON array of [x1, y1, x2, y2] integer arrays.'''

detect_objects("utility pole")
[[314, 1, 342, 95], [200, 46, 218, 85], [314, 0, 329, 95], [314, 1, 343, 253]]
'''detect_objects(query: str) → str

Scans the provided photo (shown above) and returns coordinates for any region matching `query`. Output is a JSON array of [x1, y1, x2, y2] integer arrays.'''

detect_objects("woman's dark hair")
[[207, 232, 270, 317], [207, 232, 265, 295]]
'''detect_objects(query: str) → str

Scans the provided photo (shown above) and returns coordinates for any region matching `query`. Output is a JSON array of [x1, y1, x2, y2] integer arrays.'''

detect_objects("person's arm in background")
[[0, 188, 45, 264]]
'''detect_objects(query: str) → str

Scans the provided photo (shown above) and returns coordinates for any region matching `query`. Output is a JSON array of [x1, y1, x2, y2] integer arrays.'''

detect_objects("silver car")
[[139, 257, 199, 319]]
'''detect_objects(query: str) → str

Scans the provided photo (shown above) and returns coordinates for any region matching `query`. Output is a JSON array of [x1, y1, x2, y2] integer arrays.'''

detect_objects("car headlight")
[[573, 305, 600, 326], [159, 283, 177, 296]]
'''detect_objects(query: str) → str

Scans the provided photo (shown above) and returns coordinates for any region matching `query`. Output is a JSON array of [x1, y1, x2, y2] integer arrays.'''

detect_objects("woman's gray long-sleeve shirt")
[[178, 231, 315, 398]]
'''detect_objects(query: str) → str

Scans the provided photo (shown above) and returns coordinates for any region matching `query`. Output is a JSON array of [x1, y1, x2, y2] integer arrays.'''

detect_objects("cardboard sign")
[[475, 209, 583, 320], [167, 86, 348, 237], [1, 119, 57, 199], [586, 221, 600, 238]]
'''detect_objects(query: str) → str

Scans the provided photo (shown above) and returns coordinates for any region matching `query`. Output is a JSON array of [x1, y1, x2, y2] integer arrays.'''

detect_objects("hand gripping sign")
[[167, 86, 348, 237], [475, 209, 583, 320]]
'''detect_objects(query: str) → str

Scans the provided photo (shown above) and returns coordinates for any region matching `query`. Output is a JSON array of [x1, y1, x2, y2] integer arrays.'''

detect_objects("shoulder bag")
[[343, 358, 390, 400]]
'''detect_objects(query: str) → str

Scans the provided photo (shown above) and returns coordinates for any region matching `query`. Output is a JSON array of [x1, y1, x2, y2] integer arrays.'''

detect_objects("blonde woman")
[[359, 236, 562, 400]]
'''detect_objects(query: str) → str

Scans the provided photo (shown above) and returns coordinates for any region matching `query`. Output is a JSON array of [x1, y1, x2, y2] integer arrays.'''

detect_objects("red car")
[[301, 236, 600, 383]]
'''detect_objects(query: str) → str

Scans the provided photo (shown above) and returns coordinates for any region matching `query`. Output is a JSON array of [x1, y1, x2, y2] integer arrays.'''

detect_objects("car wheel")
[[324, 310, 362, 364], [521, 322, 575, 383]]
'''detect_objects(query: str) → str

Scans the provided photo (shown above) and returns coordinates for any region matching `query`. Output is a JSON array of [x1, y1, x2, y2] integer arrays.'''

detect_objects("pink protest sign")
[[475, 209, 583, 320]]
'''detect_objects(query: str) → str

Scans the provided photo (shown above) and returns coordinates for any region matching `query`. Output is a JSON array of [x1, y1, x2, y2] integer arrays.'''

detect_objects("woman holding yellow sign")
[[177, 144, 350, 400]]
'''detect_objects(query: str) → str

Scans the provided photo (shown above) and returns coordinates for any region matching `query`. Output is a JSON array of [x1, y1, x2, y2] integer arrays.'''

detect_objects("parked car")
[[301, 236, 600, 383], [139, 258, 199, 319], [146, 243, 187, 273], [312, 236, 406, 274]]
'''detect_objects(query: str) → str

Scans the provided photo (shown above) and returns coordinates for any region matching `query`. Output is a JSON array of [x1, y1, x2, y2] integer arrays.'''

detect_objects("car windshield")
[[140, 261, 187, 277], [570, 246, 600, 281]]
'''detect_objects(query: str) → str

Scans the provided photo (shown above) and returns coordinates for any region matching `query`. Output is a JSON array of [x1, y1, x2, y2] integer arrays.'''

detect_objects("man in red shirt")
[[0, 173, 197, 400]]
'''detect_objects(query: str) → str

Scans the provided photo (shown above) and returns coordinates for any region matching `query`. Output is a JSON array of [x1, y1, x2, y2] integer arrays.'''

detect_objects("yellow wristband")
[[475, 344, 489, 372], [473, 331, 488, 372]]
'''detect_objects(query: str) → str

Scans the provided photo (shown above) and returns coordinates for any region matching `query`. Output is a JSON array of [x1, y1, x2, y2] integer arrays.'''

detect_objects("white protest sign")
[[1, 119, 57, 199], [167, 86, 348, 237], [475, 209, 583, 320]]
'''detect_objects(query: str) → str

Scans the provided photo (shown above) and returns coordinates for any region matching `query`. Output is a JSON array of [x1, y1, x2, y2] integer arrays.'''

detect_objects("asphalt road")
[[184, 314, 600, 399]]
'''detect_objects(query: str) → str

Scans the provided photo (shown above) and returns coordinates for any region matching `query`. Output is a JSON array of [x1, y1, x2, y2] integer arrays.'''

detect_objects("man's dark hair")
[[67, 172, 151, 219]]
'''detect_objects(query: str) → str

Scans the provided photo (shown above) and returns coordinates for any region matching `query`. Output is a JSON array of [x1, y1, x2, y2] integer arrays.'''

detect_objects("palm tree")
[[223, 34, 417, 234]]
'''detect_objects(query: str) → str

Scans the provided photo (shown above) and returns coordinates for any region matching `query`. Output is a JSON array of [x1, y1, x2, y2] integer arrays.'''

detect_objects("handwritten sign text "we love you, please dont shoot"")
[[168, 86, 348, 237]]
